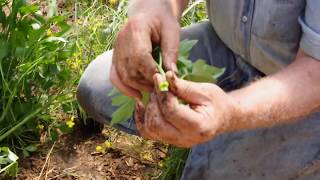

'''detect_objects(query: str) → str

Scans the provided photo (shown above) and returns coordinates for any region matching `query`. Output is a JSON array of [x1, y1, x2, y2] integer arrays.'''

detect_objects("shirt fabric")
[[206, 0, 320, 74]]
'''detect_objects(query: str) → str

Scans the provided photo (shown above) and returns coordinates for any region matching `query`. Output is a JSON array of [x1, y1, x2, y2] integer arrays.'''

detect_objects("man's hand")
[[135, 50, 320, 148], [110, 0, 188, 99], [134, 71, 242, 147]]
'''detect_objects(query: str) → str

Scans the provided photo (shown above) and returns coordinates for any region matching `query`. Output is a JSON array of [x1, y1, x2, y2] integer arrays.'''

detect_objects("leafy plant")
[[0, 0, 76, 156], [158, 147, 189, 180], [109, 39, 224, 125], [0, 147, 19, 177]]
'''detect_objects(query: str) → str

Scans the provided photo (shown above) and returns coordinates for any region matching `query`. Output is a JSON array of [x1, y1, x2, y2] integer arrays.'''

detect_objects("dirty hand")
[[110, 0, 182, 99], [134, 71, 243, 147]]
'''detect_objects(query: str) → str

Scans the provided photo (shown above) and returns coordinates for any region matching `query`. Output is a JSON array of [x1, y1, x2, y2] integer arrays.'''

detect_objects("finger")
[[129, 23, 159, 82], [145, 93, 185, 144], [110, 64, 141, 100], [144, 93, 164, 140], [127, 66, 155, 90], [165, 71, 211, 105], [117, 63, 153, 92], [153, 74, 202, 130], [160, 20, 179, 72], [134, 101, 155, 139], [132, 53, 159, 82]]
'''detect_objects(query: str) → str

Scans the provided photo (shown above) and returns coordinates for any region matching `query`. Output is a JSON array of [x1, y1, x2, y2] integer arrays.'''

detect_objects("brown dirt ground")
[[17, 125, 167, 180]]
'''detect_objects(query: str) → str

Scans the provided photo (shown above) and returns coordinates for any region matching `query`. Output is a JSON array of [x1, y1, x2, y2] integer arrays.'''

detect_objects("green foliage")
[[71, 0, 128, 73], [0, 0, 76, 171], [0, 147, 19, 177], [158, 147, 190, 180], [181, 0, 207, 26]]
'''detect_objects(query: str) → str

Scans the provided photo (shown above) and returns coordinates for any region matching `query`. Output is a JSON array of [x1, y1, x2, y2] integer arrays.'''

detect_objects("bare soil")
[[17, 125, 166, 180]]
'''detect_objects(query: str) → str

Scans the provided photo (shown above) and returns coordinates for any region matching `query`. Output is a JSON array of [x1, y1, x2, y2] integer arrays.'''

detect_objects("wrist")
[[227, 91, 252, 132], [128, 0, 188, 20]]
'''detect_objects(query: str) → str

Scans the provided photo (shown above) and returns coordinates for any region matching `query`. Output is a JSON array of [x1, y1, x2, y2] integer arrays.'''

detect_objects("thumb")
[[160, 20, 179, 72], [165, 71, 209, 105]]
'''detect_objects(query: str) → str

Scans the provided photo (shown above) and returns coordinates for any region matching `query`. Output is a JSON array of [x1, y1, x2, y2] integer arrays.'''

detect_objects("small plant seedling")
[[109, 39, 225, 125]]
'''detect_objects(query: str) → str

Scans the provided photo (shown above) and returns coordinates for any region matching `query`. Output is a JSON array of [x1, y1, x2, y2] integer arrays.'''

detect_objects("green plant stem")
[[156, 52, 169, 91], [157, 55, 166, 76], [0, 107, 43, 142], [0, 161, 17, 174]]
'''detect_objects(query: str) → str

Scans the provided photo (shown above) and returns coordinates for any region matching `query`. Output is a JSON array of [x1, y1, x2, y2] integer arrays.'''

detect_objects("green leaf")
[[111, 95, 131, 106], [108, 88, 119, 97], [177, 56, 193, 77], [111, 98, 135, 125], [57, 123, 72, 134], [7, 150, 18, 162], [49, 129, 59, 141], [19, 4, 39, 14], [0, 147, 18, 166], [23, 150, 30, 157], [185, 60, 225, 83], [0, 156, 10, 165], [46, 36, 68, 43], [6, 162, 18, 177], [179, 39, 198, 58], [24, 144, 37, 152]]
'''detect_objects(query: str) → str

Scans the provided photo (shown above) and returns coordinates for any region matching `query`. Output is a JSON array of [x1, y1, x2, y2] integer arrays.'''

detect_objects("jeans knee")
[[76, 51, 114, 123]]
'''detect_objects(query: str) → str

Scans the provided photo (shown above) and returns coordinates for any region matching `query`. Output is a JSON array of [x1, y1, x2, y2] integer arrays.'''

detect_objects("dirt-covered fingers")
[[144, 93, 187, 145], [153, 74, 203, 130], [134, 101, 158, 139], [109, 64, 141, 99]]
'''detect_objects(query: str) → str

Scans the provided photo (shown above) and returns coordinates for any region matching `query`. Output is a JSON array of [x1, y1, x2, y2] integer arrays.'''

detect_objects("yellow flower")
[[46, 29, 53, 36], [37, 124, 44, 130], [158, 161, 164, 168], [142, 152, 153, 161], [66, 116, 75, 128], [109, 0, 118, 6], [96, 145, 106, 154], [96, 145, 103, 152], [104, 141, 112, 148]]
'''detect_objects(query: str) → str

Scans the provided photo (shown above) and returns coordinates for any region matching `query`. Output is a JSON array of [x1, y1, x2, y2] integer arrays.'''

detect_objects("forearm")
[[128, 0, 189, 19], [230, 49, 320, 131]]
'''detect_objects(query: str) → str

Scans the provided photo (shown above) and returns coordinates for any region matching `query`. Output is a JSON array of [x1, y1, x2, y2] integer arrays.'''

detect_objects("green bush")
[[0, 0, 76, 166]]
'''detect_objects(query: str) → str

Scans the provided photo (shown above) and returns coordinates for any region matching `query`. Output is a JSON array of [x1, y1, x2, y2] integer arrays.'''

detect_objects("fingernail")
[[135, 101, 144, 112], [166, 71, 176, 83]]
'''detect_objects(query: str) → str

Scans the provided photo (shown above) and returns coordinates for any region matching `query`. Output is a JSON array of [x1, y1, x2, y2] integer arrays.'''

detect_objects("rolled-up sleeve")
[[298, 0, 320, 60]]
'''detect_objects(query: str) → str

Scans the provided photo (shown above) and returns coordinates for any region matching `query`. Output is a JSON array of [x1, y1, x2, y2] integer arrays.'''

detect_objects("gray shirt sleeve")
[[298, 0, 320, 60]]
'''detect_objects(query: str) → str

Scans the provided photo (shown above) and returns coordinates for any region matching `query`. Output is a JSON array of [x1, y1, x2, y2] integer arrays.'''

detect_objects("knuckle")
[[131, 52, 148, 62], [126, 17, 141, 31], [199, 128, 212, 138], [181, 84, 192, 97]]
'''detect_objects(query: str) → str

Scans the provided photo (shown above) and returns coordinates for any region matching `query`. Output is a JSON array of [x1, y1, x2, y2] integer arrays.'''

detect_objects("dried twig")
[[37, 142, 56, 180]]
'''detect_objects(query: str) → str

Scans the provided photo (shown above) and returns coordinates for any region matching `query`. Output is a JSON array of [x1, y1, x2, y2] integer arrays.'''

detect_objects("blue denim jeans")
[[77, 22, 320, 180]]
